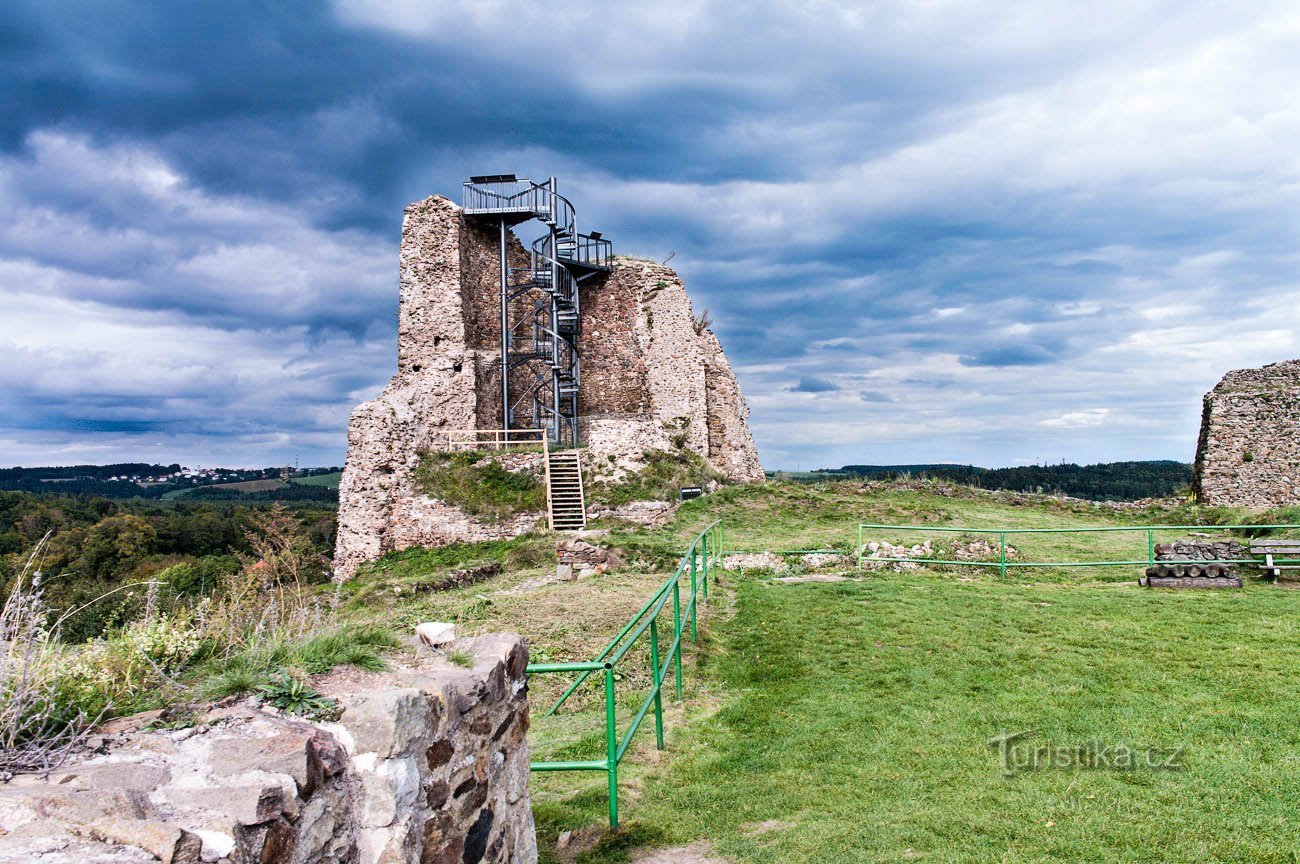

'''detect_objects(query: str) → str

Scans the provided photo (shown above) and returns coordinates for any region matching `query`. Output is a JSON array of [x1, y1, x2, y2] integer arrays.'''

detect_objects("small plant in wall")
[[257, 673, 340, 721], [447, 649, 475, 669], [1243, 451, 1255, 463]]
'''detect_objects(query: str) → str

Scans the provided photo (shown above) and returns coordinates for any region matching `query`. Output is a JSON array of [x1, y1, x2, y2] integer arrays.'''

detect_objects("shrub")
[[0, 535, 99, 779], [61, 609, 204, 717]]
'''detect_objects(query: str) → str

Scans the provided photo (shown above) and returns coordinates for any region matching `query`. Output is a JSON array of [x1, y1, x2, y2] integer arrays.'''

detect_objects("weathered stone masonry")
[[334, 195, 763, 579], [0, 634, 536, 864], [1193, 359, 1300, 509]]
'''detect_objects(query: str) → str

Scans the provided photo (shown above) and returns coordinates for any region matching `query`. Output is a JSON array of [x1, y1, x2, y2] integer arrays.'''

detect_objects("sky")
[[1, 2, 1298, 471]]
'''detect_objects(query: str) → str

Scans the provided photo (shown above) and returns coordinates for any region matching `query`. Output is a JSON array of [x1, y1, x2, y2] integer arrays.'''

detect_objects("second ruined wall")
[[1193, 359, 1300, 509]]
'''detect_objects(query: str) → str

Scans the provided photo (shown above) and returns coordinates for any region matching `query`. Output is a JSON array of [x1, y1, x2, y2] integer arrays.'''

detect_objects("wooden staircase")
[[546, 450, 587, 531]]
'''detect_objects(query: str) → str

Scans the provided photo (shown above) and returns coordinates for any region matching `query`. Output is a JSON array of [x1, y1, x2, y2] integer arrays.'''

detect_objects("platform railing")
[[435, 428, 547, 452]]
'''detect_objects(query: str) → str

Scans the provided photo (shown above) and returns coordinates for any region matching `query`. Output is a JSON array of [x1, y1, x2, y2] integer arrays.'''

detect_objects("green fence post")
[[649, 618, 664, 749], [1147, 528, 1155, 569], [672, 582, 683, 700], [689, 547, 699, 642], [999, 532, 1007, 578], [702, 531, 709, 602], [605, 665, 619, 828]]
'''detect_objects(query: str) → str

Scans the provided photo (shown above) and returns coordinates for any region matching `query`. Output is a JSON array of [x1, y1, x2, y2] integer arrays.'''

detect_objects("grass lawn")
[[532, 569, 1300, 862]]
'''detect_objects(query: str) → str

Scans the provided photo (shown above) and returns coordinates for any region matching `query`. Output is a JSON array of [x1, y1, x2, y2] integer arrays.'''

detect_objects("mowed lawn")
[[535, 571, 1300, 862]]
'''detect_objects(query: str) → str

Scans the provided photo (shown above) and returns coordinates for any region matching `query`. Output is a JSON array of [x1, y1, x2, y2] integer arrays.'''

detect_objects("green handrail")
[[855, 522, 1300, 574], [526, 520, 723, 828]]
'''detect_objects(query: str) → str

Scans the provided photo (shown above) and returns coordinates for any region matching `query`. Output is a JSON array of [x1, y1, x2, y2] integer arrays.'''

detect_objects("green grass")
[[506, 480, 1300, 862], [415, 450, 545, 520], [291, 471, 342, 489], [195, 624, 400, 699], [534, 570, 1300, 862]]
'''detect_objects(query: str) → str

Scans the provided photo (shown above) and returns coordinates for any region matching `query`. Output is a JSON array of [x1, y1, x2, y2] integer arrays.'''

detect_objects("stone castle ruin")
[[334, 177, 763, 578], [1193, 359, 1300, 509]]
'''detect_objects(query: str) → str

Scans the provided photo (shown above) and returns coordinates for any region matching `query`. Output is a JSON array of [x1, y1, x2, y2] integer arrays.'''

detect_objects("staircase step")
[[546, 448, 587, 531]]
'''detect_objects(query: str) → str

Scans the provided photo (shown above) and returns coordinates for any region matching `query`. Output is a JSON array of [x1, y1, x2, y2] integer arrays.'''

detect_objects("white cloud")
[[0, 133, 395, 466], [1039, 409, 1112, 429]]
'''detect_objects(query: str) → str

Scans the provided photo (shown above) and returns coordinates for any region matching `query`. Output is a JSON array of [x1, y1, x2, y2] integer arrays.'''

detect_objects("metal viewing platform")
[[462, 175, 612, 446]]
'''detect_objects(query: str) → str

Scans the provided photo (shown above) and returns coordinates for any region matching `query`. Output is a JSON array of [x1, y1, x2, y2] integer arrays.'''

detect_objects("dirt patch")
[[632, 841, 730, 863], [740, 819, 792, 836], [555, 824, 606, 859]]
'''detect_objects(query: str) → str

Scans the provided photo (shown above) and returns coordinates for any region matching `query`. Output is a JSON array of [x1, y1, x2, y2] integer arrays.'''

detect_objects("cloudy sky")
[[2, 2, 1298, 470]]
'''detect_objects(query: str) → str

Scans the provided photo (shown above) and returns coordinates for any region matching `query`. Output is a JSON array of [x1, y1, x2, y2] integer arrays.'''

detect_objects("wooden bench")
[[1249, 539, 1300, 579]]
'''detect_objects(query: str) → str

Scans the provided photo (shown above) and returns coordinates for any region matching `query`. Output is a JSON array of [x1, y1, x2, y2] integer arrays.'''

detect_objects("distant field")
[[291, 471, 342, 489], [163, 478, 285, 499]]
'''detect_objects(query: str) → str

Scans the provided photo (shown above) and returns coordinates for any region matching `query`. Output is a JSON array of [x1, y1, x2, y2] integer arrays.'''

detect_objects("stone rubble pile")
[[798, 553, 852, 570], [721, 552, 786, 572], [554, 539, 622, 580], [860, 540, 933, 571], [586, 500, 677, 527], [0, 634, 537, 864], [1155, 540, 1248, 563], [951, 538, 1018, 561]]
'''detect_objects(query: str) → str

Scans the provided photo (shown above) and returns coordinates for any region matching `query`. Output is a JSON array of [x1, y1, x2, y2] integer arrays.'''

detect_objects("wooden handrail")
[[435, 428, 547, 452]]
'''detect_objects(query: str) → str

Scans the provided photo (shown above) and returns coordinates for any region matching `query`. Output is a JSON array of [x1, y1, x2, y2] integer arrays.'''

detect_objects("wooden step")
[[546, 448, 587, 532]]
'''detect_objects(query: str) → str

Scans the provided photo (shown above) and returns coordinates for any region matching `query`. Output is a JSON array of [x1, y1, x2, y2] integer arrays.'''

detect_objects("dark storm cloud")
[[1, 0, 1298, 467], [788, 376, 838, 394]]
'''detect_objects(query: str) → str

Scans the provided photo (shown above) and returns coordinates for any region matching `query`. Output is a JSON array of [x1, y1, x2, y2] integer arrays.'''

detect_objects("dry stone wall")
[[0, 634, 536, 864], [1193, 359, 1300, 509], [335, 195, 763, 579]]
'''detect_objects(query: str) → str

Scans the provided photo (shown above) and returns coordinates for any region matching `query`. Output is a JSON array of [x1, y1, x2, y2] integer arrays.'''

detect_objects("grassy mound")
[[415, 450, 545, 521], [589, 449, 727, 506]]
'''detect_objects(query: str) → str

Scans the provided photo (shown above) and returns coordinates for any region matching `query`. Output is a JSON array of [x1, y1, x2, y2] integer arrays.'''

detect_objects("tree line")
[[823, 460, 1193, 501]]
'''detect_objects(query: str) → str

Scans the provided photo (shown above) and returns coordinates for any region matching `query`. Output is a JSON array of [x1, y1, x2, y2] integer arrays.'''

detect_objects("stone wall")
[[0, 634, 536, 864], [1193, 359, 1300, 509], [335, 194, 763, 579], [579, 260, 764, 483]]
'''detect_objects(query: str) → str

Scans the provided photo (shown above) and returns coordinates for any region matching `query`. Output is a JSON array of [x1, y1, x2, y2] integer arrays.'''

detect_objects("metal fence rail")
[[527, 520, 723, 828], [856, 523, 1300, 576]]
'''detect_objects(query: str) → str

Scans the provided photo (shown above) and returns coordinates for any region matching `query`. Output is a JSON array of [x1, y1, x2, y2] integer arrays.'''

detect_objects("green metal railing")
[[856, 523, 1300, 576], [527, 520, 723, 828]]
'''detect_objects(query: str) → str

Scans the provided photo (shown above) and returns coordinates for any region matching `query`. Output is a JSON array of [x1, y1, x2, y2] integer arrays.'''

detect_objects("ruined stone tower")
[[333, 189, 763, 578], [1192, 359, 1300, 509]]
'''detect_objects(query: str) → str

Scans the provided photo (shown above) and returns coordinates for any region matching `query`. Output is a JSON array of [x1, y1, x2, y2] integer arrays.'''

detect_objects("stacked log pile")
[[1143, 540, 1245, 588]]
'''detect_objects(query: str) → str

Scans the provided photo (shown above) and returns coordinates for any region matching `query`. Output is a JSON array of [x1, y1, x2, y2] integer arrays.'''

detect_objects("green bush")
[[414, 451, 545, 521]]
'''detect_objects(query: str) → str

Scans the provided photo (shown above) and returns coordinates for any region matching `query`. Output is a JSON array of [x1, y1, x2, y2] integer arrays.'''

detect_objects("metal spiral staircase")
[[461, 175, 612, 447]]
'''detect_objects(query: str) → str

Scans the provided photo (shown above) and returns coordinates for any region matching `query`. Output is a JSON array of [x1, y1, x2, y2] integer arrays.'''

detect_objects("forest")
[[0, 491, 335, 643], [820, 460, 1194, 501]]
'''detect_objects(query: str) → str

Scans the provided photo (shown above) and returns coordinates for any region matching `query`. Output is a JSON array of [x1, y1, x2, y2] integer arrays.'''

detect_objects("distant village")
[[0, 462, 341, 498]]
